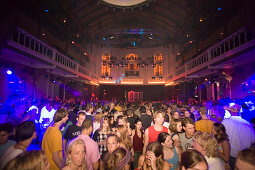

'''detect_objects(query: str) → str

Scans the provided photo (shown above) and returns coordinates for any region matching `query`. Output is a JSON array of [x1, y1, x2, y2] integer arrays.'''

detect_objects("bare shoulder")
[[62, 166, 71, 170], [163, 160, 171, 170]]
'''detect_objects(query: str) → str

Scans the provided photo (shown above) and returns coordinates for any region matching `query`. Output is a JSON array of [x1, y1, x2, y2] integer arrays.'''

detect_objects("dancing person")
[[193, 131, 224, 170], [179, 117, 195, 151], [131, 118, 144, 168], [137, 141, 170, 170], [4, 150, 49, 170], [104, 147, 132, 170], [143, 110, 170, 154], [169, 119, 182, 148], [0, 121, 36, 169], [62, 138, 86, 170], [212, 123, 230, 169], [63, 111, 86, 155], [235, 146, 255, 170], [42, 108, 69, 170], [157, 132, 182, 170], [77, 119, 100, 170], [180, 150, 208, 170]]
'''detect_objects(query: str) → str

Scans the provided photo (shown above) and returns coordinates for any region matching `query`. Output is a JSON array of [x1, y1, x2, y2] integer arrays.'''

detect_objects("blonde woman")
[[62, 139, 86, 170], [93, 117, 111, 157], [4, 150, 49, 170]]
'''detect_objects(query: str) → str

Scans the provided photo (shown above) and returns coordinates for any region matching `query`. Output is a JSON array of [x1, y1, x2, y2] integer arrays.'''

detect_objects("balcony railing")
[[9, 28, 98, 82], [172, 27, 254, 81]]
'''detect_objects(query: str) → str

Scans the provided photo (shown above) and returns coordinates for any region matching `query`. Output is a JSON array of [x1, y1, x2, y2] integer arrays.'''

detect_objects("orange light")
[[121, 81, 143, 85], [148, 81, 165, 84], [63, 19, 67, 23], [90, 81, 99, 86], [165, 82, 174, 86], [99, 81, 116, 84], [199, 18, 203, 22]]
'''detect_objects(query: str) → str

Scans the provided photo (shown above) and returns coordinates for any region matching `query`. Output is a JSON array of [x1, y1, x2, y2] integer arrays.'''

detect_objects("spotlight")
[[6, 70, 12, 75], [53, 80, 56, 83]]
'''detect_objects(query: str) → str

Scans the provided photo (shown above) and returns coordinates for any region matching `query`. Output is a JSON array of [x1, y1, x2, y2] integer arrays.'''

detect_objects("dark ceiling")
[[7, 0, 246, 48]]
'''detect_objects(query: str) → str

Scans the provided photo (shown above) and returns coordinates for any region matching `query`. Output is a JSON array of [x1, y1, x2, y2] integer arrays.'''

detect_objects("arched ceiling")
[[12, 0, 246, 48]]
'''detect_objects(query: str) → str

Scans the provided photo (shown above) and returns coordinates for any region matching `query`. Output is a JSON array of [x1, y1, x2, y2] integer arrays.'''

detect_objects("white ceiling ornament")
[[101, 0, 151, 7]]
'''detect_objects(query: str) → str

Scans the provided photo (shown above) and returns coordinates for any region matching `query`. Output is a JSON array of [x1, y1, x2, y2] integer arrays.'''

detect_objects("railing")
[[173, 27, 253, 80], [9, 28, 98, 81]]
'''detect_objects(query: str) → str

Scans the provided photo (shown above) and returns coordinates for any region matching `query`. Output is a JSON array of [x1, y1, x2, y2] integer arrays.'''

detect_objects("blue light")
[[44, 9, 49, 12], [133, 41, 136, 46], [6, 70, 12, 75], [217, 7, 221, 11], [102, 37, 106, 40]]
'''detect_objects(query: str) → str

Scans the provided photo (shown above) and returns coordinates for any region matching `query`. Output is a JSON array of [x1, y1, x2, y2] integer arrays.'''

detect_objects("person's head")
[[81, 119, 93, 134], [16, 121, 36, 142], [117, 116, 127, 126], [0, 123, 13, 144], [65, 139, 86, 169], [99, 117, 110, 132], [182, 117, 195, 137], [211, 123, 228, 143], [135, 118, 142, 131], [115, 125, 132, 150], [190, 106, 196, 113], [76, 111, 86, 126], [199, 107, 207, 116], [193, 131, 219, 158], [145, 141, 164, 169], [104, 147, 131, 170], [110, 102, 115, 109], [106, 134, 120, 153], [169, 119, 182, 133], [45, 101, 53, 112], [153, 110, 165, 125], [172, 110, 180, 120], [86, 103, 94, 112], [180, 150, 208, 170], [4, 150, 49, 170], [184, 110, 191, 118], [157, 132, 173, 149], [53, 108, 69, 123], [93, 112, 103, 123], [139, 106, 146, 114], [235, 146, 255, 170]]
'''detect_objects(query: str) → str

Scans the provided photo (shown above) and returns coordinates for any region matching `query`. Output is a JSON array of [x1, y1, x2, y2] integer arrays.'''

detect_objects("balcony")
[[170, 27, 255, 82], [1, 28, 98, 82]]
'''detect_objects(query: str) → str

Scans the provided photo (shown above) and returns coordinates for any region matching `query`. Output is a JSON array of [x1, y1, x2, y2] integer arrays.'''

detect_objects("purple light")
[[6, 70, 12, 75]]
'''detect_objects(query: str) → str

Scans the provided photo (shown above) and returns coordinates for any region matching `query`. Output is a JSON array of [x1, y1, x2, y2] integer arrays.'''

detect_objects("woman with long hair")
[[131, 118, 144, 168], [212, 123, 230, 169], [4, 150, 49, 170], [180, 150, 208, 170], [158, 132, 182, 170], [169, 119, 182, 148], [137, 141, 170, 170], [62, 138, 86, 170], [104, 147, 132, 170], [93, 117, 111, 157], [93, 112, 103, 134], [115, 125, 133, 152]]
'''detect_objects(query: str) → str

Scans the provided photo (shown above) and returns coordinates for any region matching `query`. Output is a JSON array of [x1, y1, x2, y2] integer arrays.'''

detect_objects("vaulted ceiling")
[[10, 0, 246, 48]]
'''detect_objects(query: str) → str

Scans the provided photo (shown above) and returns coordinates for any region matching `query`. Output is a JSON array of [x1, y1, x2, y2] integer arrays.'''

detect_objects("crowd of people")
[[0, 94, 255, 170]]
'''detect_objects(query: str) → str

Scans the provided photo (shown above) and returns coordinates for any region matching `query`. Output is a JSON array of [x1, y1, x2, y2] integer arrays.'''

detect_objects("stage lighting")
[[6, 70, 12, 75]]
